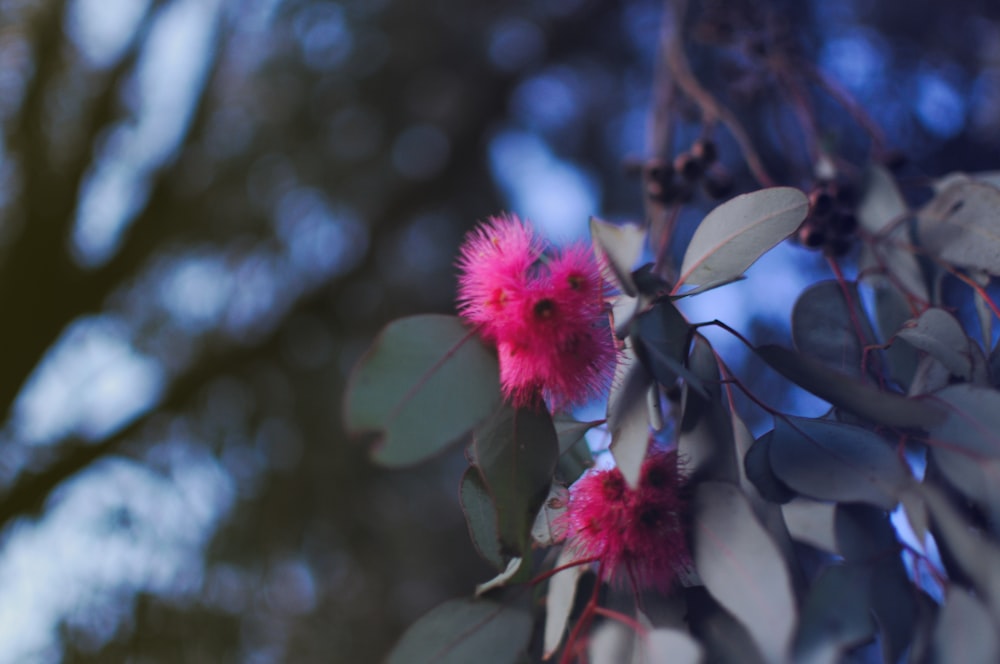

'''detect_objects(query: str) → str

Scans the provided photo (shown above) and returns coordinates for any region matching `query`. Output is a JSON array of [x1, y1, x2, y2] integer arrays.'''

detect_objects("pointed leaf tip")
[[675, 187, 808, 294], [344, 315, 501, 467]]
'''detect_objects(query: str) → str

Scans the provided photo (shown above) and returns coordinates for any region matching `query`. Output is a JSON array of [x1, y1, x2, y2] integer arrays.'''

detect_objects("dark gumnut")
[[674, 152, 704, 181], [645, 159, 674, 186], [808, 188, 834, 219], [825, 235, 853, 257], [798, 223, 826, 249], [832, 211, 858, 235], [691, 139, 717, 166]]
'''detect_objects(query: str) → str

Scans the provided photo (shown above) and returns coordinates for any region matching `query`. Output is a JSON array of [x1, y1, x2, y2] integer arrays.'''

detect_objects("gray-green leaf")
[[344, 315, 501, 466], [675, 187, 808, 294]]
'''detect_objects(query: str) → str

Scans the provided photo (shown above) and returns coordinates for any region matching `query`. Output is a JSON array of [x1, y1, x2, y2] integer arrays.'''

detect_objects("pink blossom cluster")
[[559, 450, 690, 592], [456, 214, 615, 409]]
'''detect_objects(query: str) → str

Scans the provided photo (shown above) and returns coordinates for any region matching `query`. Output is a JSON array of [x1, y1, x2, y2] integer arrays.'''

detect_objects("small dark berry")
[[798, 223, 825, 249], [674, 152, 703, 181], [644, 159, 674, 186], [691, 139, 717, 166], [832, 211, 858, 235], [808, 189, 834, 219]]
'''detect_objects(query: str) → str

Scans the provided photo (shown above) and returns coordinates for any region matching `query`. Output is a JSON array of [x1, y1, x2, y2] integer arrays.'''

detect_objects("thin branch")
[[663, 0, 775, 188]]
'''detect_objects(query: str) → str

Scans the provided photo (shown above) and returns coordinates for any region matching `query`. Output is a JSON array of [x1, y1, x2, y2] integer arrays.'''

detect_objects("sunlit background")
[[0, 0, 998, 660]]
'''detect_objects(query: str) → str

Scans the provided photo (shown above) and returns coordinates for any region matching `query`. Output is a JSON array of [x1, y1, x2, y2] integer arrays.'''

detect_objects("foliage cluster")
[[344, 2, 1000, 662]]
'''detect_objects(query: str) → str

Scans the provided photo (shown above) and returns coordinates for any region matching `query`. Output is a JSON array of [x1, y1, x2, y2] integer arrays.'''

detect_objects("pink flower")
[[559, 450, 690, 592], [456, 214, 615, 409], [456, 214, 541, 343]]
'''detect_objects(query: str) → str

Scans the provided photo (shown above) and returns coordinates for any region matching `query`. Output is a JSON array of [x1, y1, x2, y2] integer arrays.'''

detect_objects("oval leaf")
[[472, 404, 560, 557], [755, 344, 945, 429], [921, 484, 1000, 620], [387, 597, 532, 664], [644, 629, 704, 664], [930, 446, 1000, 527], [675, 187, 808, 294], [531, 484, 570, 547], [931, 587, 1000, 664], [917, 180, 1000, 274], [460, 467, 504, 570], [344, 315, 501, 466], [857, 164, 907, 234], [543, 546, 586, 659], [591, 217, 646, 296], [769, 417, 910, 510], [693, 481, 797, 662], [744, 431, 796, 504], [897, 308, 973, 380], [608, 341, 652, 487], [792, 280, 877, 377], [927, 383, 1000, 458], [792, 564, 873, 664]]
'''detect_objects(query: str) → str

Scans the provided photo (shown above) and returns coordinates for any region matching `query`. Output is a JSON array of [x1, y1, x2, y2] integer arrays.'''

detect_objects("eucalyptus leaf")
[[828, 507, 915, 661], [556, 435, 595, 485], [834, 504, 898, 562], [472, 404, 559, 557], [591, 217, 646, 296], [460, 467, 504, 570], [387, 597, 532, 664], [897, 308, 974, 380], [930, 587, 1000, 664], [644, 629, 704, 664], [917, 180, 1000, 275], [900, 486, 928, 543], [869, 554, 919, 663], [675, 187, 808, 294], [868, 277, 920, 389], [612, 293, 641, 338], [908, 355, 953, 397], [531, 484, 569, 547], [685, 587, 766, 664], [792, 280, 878, 377], [543, 546, 586, 659], [926, 383, 1000, 458], [781, 498, 838, 553], [744, 432, 796, 504], [934, 171, 1000, 193], [679, 336, 739, 484], [555, 417, 603, 455], [344, 315, 501, 467], [929, 445, 1000, 533], [755, 344, 945, 429], [608, 341, 652, 486], [791, 564, 874, 664], [769, 417, 910, 510], [692, 482, 797, 662], [554, 416, 600, 484], [475, 557, 523, 596], [921, 484, 1000, 621], [588, 620, 637, 664], [857, 164, 907, 233], [634, 299, 703, 394], [857, 166, 928, 304]]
